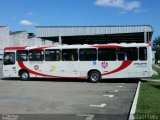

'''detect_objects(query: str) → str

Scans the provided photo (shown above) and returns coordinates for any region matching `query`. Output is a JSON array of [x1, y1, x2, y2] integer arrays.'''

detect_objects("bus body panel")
[[3, 43, 153, 79]]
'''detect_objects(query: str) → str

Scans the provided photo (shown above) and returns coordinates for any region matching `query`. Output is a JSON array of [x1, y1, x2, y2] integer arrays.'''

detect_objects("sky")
[[0, 0, 159, 41]]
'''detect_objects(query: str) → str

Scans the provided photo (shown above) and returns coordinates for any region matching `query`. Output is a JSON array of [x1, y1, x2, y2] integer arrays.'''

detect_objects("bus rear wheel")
[[88, 71, 101, 83], [20, 70, 30, 81]]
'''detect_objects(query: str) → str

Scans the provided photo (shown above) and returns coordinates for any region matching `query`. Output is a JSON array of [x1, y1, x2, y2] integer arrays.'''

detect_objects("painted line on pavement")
[[109, 89, 119, 93], [103, 95, 114, 98], [114, 90, 119, 92], [90, 103, 106, 108]]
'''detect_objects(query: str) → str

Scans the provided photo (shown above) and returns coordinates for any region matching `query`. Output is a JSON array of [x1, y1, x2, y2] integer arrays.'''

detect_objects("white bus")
[[3, 43, 153, 82]]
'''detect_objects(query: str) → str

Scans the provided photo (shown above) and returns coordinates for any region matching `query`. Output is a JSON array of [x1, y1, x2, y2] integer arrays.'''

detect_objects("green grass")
[[135, 81, 160, 119], [151, 66, 160, 79]]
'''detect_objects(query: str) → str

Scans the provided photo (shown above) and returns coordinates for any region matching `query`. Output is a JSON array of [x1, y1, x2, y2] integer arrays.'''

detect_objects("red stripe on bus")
[[18, 60, 132, 78], [102, 60, 132, 76], [4, 46, 54, 51], [18, 61, 54, 77], [18, 61, 87, 79], [4, 46, 27, 51]]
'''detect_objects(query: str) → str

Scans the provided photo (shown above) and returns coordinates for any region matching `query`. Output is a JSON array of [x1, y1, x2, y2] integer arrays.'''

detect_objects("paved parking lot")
[[0, 63, 138, 120]]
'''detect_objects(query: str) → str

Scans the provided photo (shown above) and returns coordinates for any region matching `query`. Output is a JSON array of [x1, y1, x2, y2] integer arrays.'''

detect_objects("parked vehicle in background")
[[0, 49, 3, 60]]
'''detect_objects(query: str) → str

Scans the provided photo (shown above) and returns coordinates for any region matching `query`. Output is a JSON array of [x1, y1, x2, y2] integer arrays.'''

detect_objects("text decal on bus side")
[[101, 62, 108, 69]]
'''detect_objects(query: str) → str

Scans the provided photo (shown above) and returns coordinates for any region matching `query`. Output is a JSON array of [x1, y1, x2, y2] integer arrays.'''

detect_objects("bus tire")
[[88, 71, 101, 83], [20, 70, 30, 81]]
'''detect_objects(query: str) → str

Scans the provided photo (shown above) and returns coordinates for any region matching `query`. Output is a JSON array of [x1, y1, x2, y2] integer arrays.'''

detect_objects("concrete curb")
[[142, 79, 160, 82], [154, 65, 160, 70], [128, 81, 141, 120]]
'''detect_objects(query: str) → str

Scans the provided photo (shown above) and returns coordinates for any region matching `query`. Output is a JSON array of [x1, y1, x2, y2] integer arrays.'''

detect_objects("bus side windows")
[[62, 49, 78, 61], [117, 48, 126, 61], [126, 47, 138, 61], [17, 50, 28, 61], [45, 49, 60, 61], [79, 49, 97, 61], [139, 47, 147, 61], [4, 52, 15, 65], [29, 50, 44, 61], [98, 48, 116, 61], [117, 47, 138, 61]]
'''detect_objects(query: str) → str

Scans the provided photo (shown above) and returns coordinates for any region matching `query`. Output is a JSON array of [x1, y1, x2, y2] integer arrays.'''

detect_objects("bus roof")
[[4, 43, 150, 51]]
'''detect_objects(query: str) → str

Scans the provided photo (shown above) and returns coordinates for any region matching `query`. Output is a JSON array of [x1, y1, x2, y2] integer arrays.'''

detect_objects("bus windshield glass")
[[4, 52, 15, 65]]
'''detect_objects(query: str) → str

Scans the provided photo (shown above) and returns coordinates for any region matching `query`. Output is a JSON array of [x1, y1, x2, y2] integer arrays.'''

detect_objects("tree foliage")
[[153, 36, 160, 46], [153, 36, 160, 63]]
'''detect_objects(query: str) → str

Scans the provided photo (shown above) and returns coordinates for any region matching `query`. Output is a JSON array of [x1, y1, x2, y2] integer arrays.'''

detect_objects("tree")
[[153, 36, 160, 64]]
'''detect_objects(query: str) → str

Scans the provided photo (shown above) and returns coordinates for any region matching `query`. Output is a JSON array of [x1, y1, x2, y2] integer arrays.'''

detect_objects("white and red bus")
[[3, 43, 153, 82]]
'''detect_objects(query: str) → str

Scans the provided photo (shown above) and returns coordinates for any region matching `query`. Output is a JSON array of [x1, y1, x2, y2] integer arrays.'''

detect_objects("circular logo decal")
[[34, 65, 39, 70], [101, 62, 108, 69]]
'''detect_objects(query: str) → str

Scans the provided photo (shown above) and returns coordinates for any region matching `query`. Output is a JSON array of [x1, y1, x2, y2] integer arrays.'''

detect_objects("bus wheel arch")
[[88, 70, 101, 83], [19, 69, 30, 80]]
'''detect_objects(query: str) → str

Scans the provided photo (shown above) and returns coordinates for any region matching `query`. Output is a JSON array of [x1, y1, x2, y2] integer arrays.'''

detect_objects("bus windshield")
[[4, 52, 15, 65]]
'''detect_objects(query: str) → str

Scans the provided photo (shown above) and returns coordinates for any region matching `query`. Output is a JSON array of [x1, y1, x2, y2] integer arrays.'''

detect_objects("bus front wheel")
[[88, 71, 101, 83], [20, 70, 30, 81]]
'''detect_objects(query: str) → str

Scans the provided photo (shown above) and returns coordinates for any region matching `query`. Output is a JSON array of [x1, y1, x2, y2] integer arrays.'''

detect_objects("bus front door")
[[3, 52, 16, 77]]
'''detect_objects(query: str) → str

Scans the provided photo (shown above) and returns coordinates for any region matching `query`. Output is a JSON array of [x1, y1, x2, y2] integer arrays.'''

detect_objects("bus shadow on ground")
[[1, 77, 140, 83]]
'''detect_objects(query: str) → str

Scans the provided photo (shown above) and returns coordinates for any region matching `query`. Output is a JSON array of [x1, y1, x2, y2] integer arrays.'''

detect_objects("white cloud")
[[20, 20, 34, 26], [125, 1, 140, 10], [95, 0, 141, 11]]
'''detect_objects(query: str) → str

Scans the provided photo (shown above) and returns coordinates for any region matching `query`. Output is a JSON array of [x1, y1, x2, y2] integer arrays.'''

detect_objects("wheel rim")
[[90, 73, 99, 82], [22, 72, 28, 79]]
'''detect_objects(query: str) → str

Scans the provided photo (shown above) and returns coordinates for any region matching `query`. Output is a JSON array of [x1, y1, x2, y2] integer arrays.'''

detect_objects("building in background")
[[0, 26, 53, 59], [0, 25, 154, 59], [10, 31, 29, 46], [0, 26, 10, 59], [0, 26, 11, 49], [36, 25, 153, 45]]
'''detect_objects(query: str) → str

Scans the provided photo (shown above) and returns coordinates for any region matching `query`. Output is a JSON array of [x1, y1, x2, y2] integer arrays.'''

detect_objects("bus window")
[[126, 47, 138, 61], [45, 49, 60, 61], [98, 48, 116, 61], [139, 47, 147, 61], [62, 49, 78, 61], [17, 50, 28, 61], [29, 50, 44, 61], [79, 49, 97, 61], [117, 48, 126, 61], [4, 52, 15, 65]]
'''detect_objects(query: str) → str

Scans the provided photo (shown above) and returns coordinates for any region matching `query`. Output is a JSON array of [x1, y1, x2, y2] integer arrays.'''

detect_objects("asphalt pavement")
[[0, 62, 138, 120]]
